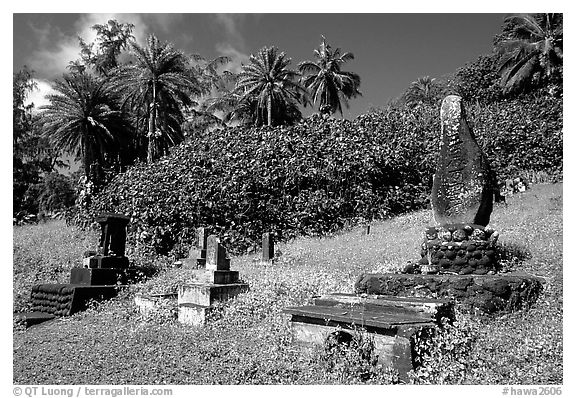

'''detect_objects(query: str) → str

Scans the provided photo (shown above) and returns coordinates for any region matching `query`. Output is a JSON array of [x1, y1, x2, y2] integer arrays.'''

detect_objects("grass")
[[13, 183, 562, 384]]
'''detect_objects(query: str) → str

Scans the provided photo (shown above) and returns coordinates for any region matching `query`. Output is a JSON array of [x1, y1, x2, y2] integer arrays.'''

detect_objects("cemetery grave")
[[282, 95, 544, 377], [17, 214, 131, 327]]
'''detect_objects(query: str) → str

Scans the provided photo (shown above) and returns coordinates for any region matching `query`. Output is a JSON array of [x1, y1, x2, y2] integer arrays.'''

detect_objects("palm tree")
[[112, 34, 203, 162], [496, 13, 563, 93], [40, 72, 131, 183], [404, 76, 437, 106], [235, 46, 306, 126], [298, 36, 361, 117]]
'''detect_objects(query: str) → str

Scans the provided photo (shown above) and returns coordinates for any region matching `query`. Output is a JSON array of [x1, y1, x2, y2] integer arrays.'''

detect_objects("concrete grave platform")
[[178, 282, 249, 308], [134, 293, 177, 316], [354, 272, 543, 313], [283, 293, 453, 380]]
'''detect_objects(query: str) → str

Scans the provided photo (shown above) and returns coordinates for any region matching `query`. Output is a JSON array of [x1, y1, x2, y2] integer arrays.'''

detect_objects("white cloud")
[[215, 43, 249, 73], [27, 13, 152, 79], [24, 79, 57, 111]]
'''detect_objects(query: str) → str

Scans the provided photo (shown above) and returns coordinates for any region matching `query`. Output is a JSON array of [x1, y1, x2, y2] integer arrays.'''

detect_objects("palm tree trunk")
[[147, 80, 157, 163], [82, 129, 92, 183], [267, 93, 272, 126]]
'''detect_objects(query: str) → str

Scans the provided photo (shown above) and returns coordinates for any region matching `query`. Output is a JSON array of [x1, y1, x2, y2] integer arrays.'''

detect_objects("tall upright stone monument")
[[422, 95, 498, 274], [431, 95, 493, 226]]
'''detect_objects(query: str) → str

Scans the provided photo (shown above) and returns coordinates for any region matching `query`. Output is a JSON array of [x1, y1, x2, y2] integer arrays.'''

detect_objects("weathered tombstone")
[[22, 213, 131, 326], [431, 95, 493, 227], [178, 235, 248, 326], [420, 95, 499, 275], [206, 235, 230, 270], [182, 227, 209, 268], [262, 232, 274, 263], [82, 213, 130, 269]]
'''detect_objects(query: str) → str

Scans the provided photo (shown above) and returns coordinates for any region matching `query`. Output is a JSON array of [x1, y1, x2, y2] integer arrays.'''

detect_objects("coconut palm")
[[40, 72, 131, 182], [113, 34, 203, 162], [404, 76, 438, 106], [298, 36, 361, 116], [496, 13, 563, 93], [235, 46, 306, 127]]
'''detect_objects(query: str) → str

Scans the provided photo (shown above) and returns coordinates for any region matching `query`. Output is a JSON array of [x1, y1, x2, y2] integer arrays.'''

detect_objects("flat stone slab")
[[284, 305, 435, 329], [354, 272, 543, 313], [283, 297, 447, 381], [313, 293, 454, 323], [15, 312, 56, 328]]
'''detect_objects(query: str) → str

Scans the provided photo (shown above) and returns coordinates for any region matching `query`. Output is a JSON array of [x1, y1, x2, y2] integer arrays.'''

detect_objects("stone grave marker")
[[262, 232, 274, 264], [206, 235, 230, 270], [182, 227, 209, 268], [431, 95, 493, 227], [178, 235, 248, 326]]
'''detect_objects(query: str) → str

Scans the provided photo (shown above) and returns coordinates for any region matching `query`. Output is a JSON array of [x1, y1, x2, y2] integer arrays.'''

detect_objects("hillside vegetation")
[[14, 183, 563, 384], [83, 92, 562, 256]]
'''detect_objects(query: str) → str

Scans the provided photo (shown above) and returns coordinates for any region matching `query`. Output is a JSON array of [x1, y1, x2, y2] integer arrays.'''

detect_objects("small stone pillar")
[[262, 232, 274, 264]]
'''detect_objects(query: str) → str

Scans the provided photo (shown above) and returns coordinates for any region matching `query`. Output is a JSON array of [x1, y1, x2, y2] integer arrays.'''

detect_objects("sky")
[[13, 13, 508, 119]]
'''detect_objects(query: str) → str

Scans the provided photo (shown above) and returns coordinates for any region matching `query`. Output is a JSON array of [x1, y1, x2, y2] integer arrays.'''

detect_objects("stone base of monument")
[[283, 293, 453, 380], [177, 282, 249, 326], [354, 272, 543, 313], [419, 224, 499, 274], [70, 267, 121, 285]]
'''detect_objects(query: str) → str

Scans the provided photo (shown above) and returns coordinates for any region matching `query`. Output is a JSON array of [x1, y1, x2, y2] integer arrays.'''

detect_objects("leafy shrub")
[[82, 93, 562, 255]]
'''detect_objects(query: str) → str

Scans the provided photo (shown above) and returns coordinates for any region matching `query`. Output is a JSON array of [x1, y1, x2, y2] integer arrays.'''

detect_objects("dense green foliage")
[[84, 89, 561, 255]]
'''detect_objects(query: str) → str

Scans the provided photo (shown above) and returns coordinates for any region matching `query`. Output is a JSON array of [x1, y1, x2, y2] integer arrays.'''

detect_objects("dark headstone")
[[262, 232, 274, 263], [431, 95, 493, 226], [96, 213, 130, 256]]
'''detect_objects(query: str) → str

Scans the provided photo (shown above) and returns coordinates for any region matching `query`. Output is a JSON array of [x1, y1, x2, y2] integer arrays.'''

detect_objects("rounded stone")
[[468, 259, 478, 267], [435, 251, 445, 259], [454, 257, 467, 266], [471, 229, 486, 240], [473, 268, 489, 275], [485, 250, 496, 258], [459, 266, 474, 275], [438, 230, 452, 242], [457, 249, 467, 257], [431, 258, 440, 265], [478, 255, 492, 267], [439, 259, 453, 269], [418, 257, 429, 265], [452, 229, 468, 242], [467, 244, 477, 252], [426, 229, 438, 240], [445, 250, 456, 260], [473, 250, 483, 259]]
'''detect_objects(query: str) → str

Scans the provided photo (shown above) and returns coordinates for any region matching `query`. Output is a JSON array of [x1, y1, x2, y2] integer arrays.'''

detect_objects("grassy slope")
[[13, 183, 562, 384]]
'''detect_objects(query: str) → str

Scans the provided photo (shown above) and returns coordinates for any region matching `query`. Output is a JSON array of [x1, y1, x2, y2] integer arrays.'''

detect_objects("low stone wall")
[[419, 224, 499, 274], [354, 273, 543, 313]]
